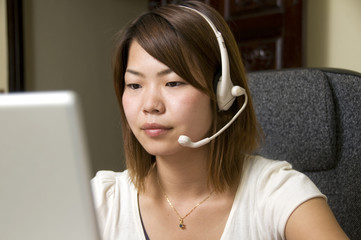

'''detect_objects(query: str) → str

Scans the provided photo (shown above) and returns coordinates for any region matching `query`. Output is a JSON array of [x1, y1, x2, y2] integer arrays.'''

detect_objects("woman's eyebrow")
[[125, 68, 173, 77], [125, 69, 144, 77], [157, 68, 173, 76]]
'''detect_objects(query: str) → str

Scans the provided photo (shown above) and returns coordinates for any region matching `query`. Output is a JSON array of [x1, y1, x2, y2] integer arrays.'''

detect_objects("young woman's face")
[[122, 41, 213, 156]]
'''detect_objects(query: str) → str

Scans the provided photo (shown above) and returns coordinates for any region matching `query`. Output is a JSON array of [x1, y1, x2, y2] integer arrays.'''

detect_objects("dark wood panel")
[[282, 0, 303, 68], [148, 0, 303, 71], [228, 0, 281, 18], [148, 0, 208, 9], [228, 11, 283, 40], [239, 37, 282, 70]]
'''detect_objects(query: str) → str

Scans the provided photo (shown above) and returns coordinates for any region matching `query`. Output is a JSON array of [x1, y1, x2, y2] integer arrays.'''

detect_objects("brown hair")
[[113, 1, 262, 192]]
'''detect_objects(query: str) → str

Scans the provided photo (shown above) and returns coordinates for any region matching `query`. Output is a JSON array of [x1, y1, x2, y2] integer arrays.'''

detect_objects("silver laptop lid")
[[0, 91, 100, 240]]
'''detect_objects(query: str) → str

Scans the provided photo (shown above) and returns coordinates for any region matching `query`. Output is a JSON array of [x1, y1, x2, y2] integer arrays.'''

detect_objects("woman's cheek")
[[122, 95, 137, 123]]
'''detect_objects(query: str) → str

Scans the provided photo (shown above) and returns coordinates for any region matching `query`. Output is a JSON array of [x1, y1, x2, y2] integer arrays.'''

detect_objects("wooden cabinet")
[[149, 0, 303, 72]]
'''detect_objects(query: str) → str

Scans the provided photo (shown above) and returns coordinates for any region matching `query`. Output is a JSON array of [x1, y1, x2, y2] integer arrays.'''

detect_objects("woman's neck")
[[151, 147, 212, 200]]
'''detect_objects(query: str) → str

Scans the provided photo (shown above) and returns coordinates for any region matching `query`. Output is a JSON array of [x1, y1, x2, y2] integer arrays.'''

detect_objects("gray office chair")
[[248, 68, 361, 239]]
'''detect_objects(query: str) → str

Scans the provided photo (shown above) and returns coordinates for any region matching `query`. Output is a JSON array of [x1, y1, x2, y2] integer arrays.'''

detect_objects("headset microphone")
[[178, 6, 248, 148]]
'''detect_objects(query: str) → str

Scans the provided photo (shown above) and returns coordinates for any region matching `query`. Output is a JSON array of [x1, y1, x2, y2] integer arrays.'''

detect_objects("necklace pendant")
[[179, 219, 185, 229]]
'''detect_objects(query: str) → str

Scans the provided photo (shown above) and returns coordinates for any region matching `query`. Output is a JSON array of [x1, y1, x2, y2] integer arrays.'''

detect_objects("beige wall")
[[23, 0, 147, 173], [306, 0, 361, 73], [0, 0, 7, 92]]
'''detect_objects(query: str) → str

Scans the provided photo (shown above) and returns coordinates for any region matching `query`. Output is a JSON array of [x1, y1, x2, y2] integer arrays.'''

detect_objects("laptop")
[[0, 91, 100, 240]]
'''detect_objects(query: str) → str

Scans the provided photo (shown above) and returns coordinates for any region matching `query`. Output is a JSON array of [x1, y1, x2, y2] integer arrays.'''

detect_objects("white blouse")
[[91, 155, 325, 239]]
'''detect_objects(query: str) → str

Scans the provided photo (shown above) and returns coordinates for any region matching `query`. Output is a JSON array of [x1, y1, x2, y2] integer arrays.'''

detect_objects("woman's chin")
[[141, 142, 184, 157]]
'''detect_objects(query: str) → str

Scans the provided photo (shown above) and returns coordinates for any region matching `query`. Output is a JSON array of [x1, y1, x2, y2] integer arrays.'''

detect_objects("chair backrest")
[[247, 68, 361, 239]]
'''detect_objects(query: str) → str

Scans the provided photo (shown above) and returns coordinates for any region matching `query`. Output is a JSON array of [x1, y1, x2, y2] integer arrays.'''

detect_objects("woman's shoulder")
[[93, 169, 129, 181], [92, 170, 130, 188], [242, 155, 325, 207], [231, 155, 326, 238], [91, 170, 134, 205], [91, 170, 140, 237], [244, 155, 293, 177]]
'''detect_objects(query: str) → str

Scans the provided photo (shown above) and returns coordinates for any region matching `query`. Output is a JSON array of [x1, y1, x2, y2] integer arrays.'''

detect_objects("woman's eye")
[[127, 83, 141, 90], [166, 81, 185, 87]]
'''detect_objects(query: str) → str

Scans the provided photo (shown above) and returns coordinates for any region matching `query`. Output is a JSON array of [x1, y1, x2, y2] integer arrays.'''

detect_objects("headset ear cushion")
[[213, 70, 222, 95]]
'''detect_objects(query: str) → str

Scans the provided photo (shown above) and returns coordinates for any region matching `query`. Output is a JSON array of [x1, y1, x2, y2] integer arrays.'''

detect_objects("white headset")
[[178, 6, 248, 148]]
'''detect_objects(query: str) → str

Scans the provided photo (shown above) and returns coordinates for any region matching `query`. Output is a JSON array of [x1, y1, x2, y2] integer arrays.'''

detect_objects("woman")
[[92, 1, 348, 239]]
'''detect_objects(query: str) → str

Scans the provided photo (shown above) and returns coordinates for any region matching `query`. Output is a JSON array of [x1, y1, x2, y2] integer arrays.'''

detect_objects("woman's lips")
[[141, 123, 172, 137]]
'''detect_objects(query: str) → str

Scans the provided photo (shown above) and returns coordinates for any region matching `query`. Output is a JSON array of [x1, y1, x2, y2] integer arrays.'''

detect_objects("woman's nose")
[[142, 89, 165, 114]]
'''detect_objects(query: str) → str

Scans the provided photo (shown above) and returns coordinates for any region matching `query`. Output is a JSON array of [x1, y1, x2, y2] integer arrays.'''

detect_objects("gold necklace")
[[157, 177, 214, 230]]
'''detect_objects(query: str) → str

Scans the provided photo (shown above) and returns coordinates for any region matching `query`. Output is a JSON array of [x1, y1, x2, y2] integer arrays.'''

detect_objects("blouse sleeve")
[[253, 157, 326, 239], [91, 170, 119, 233]]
